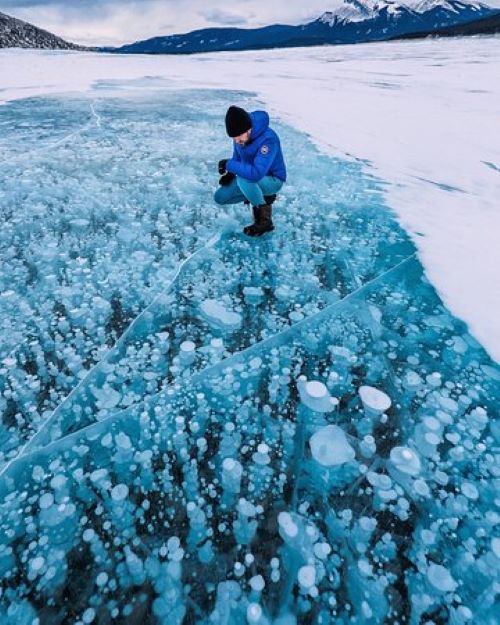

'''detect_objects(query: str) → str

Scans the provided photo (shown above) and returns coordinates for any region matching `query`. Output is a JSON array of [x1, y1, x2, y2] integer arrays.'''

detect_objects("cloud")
[[2, 0, 500, 46], [199, 8, 248, 26], [1, 1, 192, 45], [1, 0, 132, 6]]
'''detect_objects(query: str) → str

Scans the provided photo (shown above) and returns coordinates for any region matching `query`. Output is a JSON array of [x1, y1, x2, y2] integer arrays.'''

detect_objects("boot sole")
[[245, 225, 274, 237]]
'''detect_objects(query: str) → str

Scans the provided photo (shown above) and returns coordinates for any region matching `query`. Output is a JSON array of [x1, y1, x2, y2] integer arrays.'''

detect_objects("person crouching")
[[214, 105, 287, 237]]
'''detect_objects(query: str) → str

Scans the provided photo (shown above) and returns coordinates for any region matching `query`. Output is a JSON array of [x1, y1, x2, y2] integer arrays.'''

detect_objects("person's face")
[[234, 128, 251, 146]]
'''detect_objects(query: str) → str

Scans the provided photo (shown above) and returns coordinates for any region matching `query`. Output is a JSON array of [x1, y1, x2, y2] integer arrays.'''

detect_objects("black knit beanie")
[[225, 105, 252, 137]]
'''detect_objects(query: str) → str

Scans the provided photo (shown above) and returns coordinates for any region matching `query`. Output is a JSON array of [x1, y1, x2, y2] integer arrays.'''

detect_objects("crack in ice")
[[1, 99, 102, 167], [0, 230, 222, 479], [1, 250, 417, 476]]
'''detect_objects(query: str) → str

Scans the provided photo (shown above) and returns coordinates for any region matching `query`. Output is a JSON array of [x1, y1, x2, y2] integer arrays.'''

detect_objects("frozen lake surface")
[[0, 86, 499, 624], [3, 38, 500, 361]]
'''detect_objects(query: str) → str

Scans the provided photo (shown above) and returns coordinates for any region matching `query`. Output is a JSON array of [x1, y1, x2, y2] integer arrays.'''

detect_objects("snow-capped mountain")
[[0, 11, 88, 49], [319, 0, 408, 25], [413, 0, 488, 12], [112, 0, 499, 54], [318, 0, 492, 25]]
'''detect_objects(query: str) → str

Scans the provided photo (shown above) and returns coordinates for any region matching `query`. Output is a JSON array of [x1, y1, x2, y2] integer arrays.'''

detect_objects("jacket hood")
[[249, 110, 269, 140]]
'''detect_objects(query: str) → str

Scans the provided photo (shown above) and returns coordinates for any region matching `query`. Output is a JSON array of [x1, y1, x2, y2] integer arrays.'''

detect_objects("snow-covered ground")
[[1, 35, 499, 361]]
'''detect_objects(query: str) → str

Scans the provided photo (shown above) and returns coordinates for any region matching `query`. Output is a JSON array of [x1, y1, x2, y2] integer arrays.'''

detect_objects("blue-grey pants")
[[214, 175, 284, 207]]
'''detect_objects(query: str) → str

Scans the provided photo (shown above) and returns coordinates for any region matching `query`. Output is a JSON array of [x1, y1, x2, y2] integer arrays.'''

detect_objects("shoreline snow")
[[1, 36, 499, 361]]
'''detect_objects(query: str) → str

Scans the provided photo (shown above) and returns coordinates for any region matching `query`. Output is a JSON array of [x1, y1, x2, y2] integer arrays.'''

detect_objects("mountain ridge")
[[1, 1, 498, 54], [0, 10, 91, 50], [111, 0, 500, 55]]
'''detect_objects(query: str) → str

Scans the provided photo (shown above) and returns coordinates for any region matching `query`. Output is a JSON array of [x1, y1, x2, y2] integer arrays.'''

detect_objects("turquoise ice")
[[0, 85, 498, 624]]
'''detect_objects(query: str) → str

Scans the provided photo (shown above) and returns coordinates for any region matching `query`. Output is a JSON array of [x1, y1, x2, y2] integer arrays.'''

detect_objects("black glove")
[[219, 172, 235, 186], [218, 158, 229, 175]]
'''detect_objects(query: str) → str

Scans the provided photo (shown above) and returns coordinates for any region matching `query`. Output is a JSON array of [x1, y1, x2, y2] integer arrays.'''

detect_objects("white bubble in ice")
[[297, 377, 338, 413], [423, 416, 441, 431], [413, 479, 430, 497], [101, 433, 113, 447], [278, 511, 298, 538], [309, 425, 355, 466], [223, 458, 236, 471], [115, 432, 132, 450], [239, 499, 257, 518], [403, 371, 422, 390], [200, 299, 242, 330], [247, 602, 262, 623], [427, 564, 457, 592], [439, 396, 458, 413], [82, 608, 96, 623], [167, 536, 181, 552], [83, 529, 96, 542], [359, 386, 391, 416], [30, 556, 45, 573], [95, 386, 121, 410], [492, 537, 500, 559], [461, 482, 479, 500], [39, 493, 54, 509], [306, 381, 327, 399], [50, 474, 67, 490], [389, 446, 421, 476], [426, 372, 442, 387], [250, 575, 265, 591], [252, 443, 271, 466], [243, 286, 264, 303], [90, 469, 110, 489], [179, 340, 197, 365], [111, 484, 129, 501], [367, 471, 392, 490], [314, 542, 332, 559], [180, 340, 195, 353], [298, 565, 316, 588]]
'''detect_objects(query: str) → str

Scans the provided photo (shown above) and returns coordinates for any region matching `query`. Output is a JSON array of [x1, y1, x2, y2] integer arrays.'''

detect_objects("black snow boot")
[[244, 194, 277, 206], [243, 204, 259, 234], [243, 203, 274, 237]]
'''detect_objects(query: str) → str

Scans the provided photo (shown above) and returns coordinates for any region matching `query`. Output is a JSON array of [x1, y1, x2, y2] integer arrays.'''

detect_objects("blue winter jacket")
[[225, 110, 287, 183]]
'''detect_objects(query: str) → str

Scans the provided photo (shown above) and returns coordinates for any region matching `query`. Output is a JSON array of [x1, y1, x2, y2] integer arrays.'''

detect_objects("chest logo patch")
[[260, 145, 269, 155]]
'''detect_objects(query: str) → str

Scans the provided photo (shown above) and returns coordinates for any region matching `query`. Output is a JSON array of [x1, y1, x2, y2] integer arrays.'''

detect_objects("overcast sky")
[[2, 0, 499, 46]]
